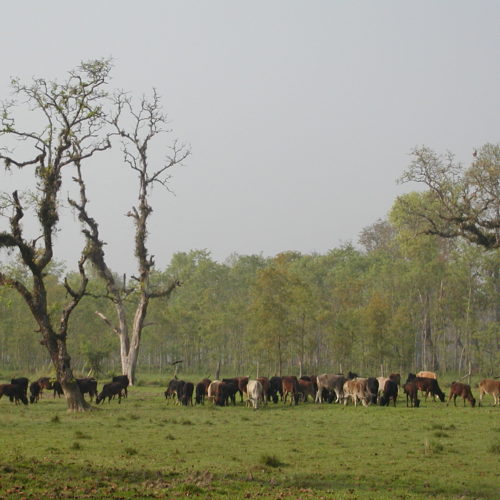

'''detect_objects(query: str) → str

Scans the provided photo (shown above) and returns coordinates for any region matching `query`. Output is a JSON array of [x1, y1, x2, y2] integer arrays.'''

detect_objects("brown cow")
[[447, 382, 475, 407], [343, 378, 371, 407], [389, 373, 401, 386], [256, 377, 270, 404], [415, 377, 445, 402], [297, 379, 315, 402], [282, 376, 299, 405], [403, 381, 420, 408], [478, 378, 500, 407]]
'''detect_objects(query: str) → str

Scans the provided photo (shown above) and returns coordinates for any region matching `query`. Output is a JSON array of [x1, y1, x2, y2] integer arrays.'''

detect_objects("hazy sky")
[[1, 1, 499, 273]]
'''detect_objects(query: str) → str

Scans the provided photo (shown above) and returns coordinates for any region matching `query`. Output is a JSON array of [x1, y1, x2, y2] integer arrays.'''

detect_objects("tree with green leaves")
[[398, 144, 499, 250], [0, 60, 111, 410]]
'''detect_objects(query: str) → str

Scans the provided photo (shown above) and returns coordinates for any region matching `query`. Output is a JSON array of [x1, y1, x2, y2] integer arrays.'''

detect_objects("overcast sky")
[[1, 1, 499, 274]]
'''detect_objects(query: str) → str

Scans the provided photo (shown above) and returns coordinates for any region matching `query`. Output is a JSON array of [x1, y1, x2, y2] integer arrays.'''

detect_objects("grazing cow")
[[29, 381, 41, 404], [416, 371, 437, 380], [406, 373, 417, 384], [403, 381, 420, 408], [237, 377, 249, 401], [448, 382, 476, 407], [76, 378, 98, 401], [268, 376, 282, 403], [215, 381, 236, 406], [389, 373, 401, 386], [165, 379, 185, 401], [246, 380, 264, 409], [0, 384, 29, 405], [380, 380, 398, 407], [11, 377, 29, 398], [282, 376, 300, 405], [112, 375, 130, 398], [297, 379, 316, 402], [222, 378, 242, 404], [96, 382, 124, 404], [343, 378, 371, 407], [315, 374, 346, 404], [376, 377, 389, 400], [179, 382, 194, 406], [207, 380, 222, 403], [415, 377, 445, 402], [195, 378, 211, 404], [52, 381, 64, 398], [366, 377, 379, 405], [478, 379, 500, 407], [256, 377, 270, 404]]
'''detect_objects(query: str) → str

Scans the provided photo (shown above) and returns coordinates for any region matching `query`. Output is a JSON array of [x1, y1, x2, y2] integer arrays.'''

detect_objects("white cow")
[[246, 380, 264, 409]]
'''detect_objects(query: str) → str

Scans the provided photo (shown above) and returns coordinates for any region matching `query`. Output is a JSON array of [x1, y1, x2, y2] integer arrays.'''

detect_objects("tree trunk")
[[45, 330, 88, 411]]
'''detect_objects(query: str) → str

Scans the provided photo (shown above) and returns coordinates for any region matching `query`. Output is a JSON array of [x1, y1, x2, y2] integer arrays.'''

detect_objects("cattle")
[[389, 373, 401, 386], [195, 378, 211, 404], [29, 381, 41, 404], [237, 377, 249, 401], [380, 379, 398, 407], [165, 379, 185, 402], [268, 376, 282, 403], [366, 377, 379, 405], [447, 382, 475, 408], [478, 378, 500, 407], [76, 378, 98, 401], [179, 382, 194, 406], [215, 381, 237, 406], [0, 384, 28, 405], [377, 377, 389, 400], [414, 377, 445, 402], [52, 381, 64, 398], [246, 380, 264, 409], [96, 382, 124, 404], [343, 378, 371, 407], [297, 379, 316, 402], [315, 374, 346, 404], [207, 380, 222, 403], [403, 381, 420, 408], [222, 378, 244, 403], [282, 376, 300, 405], [220, 379, 239, 405], [256, 377, 270, 404], [112, 375, 130, 398], [11, 377, 29, 398], [416, 371, 437, 380]]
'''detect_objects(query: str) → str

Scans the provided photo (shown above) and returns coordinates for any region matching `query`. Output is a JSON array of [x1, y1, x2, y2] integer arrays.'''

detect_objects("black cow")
[[367, 377, 379, 405], [96, 382, 124, 404], [52, 381, 64, 398], [112, 376, 130, 398], [76, 378, 98, 401], [415, 377, 445, 402], [269, 376, 282, 404], [195, 378, 211, 404], [165, 379, 185, 401], [29, 381, 41, 403], [380, 379, 398, 406], [180, 382, 194, 406], [0, 384, 28, 405], [215, 381, 237, 406], [11, 377, 29, 398]]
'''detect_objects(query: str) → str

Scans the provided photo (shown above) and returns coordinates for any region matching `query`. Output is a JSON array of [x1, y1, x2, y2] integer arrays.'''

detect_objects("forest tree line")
[[1, 205, 498, 379]]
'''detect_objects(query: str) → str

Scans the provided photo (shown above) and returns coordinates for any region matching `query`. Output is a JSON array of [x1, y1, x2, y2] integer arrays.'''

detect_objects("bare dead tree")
[[70, 89, 189, 384], [0, 60, 112, 411]]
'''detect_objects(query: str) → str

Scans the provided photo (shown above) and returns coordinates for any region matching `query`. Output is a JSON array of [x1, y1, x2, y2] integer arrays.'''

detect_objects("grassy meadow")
[[0, 376, 499, 499]]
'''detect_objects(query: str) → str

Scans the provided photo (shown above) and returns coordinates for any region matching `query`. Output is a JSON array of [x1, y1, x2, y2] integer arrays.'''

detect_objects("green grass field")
[[0, 381, 498, 499]]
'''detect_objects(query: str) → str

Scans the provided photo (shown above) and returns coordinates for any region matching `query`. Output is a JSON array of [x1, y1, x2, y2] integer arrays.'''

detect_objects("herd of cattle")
[[0, 375, 129, 406], [164, 371, 500, 410], [1, 371, 499, 410]]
